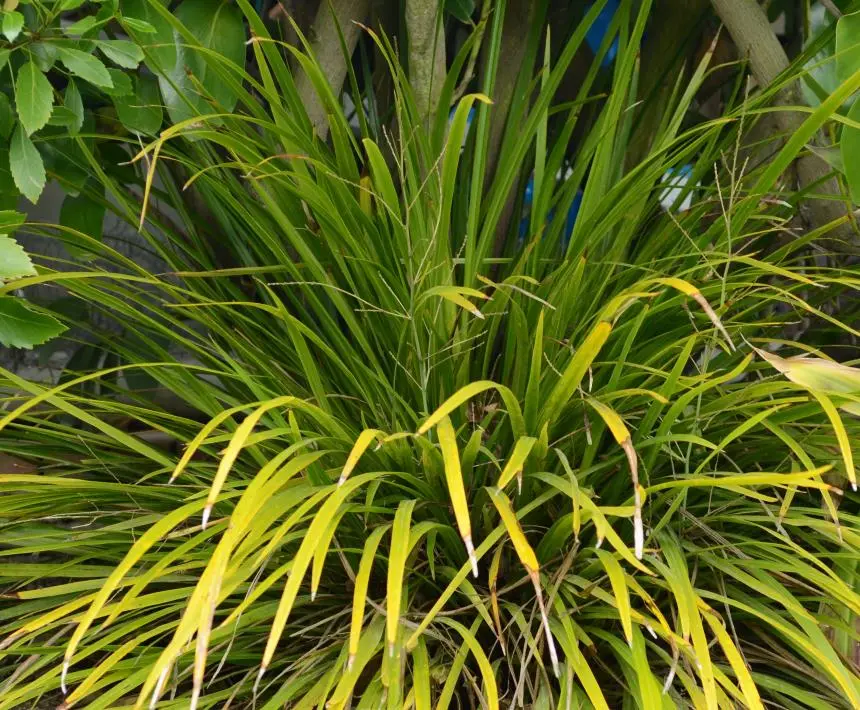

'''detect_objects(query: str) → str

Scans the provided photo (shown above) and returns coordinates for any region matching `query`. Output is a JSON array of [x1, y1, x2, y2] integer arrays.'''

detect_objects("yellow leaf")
[[497, 436, 538, 491], [437, 416, 478, 576]]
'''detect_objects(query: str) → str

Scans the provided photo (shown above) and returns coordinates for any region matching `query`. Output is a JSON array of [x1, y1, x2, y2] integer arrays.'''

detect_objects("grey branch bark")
[[710, 0, 857, 252], [294, 0, 371, 141], [405, 0, 446, 124]]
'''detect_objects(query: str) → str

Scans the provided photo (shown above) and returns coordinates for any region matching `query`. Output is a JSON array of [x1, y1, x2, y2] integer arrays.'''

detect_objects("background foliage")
[[0, 0, 859, 708]]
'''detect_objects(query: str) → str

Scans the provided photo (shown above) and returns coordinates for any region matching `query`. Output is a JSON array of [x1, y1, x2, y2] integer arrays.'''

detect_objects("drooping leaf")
[[114, 74, 162, 135], [842, 98, 860, 204], [0, 234, 35, 281], [1, 9, 23, 42], [9, 124, 46, 203], [0, 92, 12, 139], [0, 48, 9, 71], [97, 39, 144, 68], [0, 296, 67, 349], [15, 61, 54, 135], [56, 46, 113, 88], [64, 79, 84, 135], [59, 191, 105, 257]]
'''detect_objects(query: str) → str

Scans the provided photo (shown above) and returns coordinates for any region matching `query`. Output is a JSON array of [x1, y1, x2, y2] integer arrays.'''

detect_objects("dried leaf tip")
[[531, 574, 560, 678], [150, 666, 169, 710], [464, 535, 479, 578], [60, 660, 69, 695]]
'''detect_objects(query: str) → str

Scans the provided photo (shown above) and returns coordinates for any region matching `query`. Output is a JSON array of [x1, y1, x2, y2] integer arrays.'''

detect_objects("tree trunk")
[[293, 0, 372, 141], [710, 0, 858, 252], [405, 0, 446, 125]]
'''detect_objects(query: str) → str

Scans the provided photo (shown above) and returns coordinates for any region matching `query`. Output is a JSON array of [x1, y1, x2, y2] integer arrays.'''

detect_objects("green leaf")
[[121, 16, 157, 33], [56, 46, 113, 88], [0, 209, 24, 231], [62, 16, 99, 36], [0, 235, 35, 281], [48, 105, 82, 127], [0, 48, 9, 71], [60, 191, 105, 254], [0, 233, 32, 284], [15, 61, 54, 135], [446, 0, 475, 23], [64, 79, 84, 135], [157, 0, 246, 123], [0, 92, 12, 139], [9, 123, 45, 203], [121, 0, 176, 70], [114, 73, 162, 135], [97, 39, 144, 68], [100, 68, 132, 96], [835, 11, 860, 86], [58, 0, 86, 10], [31, 41, 59, 71], [843, 98, 860, 205], [2, 10, 24, 42], [0, 296, 67, 349]]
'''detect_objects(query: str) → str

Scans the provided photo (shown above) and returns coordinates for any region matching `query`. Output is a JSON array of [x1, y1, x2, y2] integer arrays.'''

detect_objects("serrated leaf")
[[56, 46, 113, 88], [114, 73, 162, 135], [64, 79, 84, 135], [9, 124, 45, 203], [842, 99, 860, 205], [2, 10, 23, 42], [0, 296, 67, 349], [97, 39, 144, 68], [0, 92, 12, 139], [836, 11, 860, 86], [0, 235, 35, 281], [15, 61, 54, 135]]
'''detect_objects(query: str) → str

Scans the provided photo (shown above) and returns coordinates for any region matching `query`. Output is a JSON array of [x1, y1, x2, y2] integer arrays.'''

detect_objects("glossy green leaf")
[[842, 97, 860, 204], [835, 11, 860, 86], [446, 0, 475, 23], [114, 73, 162, 135]]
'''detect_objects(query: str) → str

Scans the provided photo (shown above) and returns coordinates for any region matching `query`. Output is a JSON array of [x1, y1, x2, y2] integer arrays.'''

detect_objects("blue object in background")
[[586, 0, 620, 67], [518, 174, 583, 250]]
